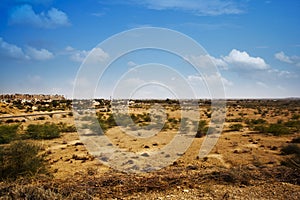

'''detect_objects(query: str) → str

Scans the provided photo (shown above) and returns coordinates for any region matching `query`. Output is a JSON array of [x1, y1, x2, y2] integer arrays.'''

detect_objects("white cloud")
[[0, 37, 29, 60], [267, 69, 298, 78], [26, 46, 54, 60], [274, 51, 293, 64], [65, 46, 109, 63], [187, 72, 230, 98], [0, 37, 53, 61], [186, 49, 269, 71], [185, 49, 298, 84], [223, 49, 269, 70], [275, 51, 300, 67], [208, 55, 228, 69], [47, 8, 70, 27], [87, 48, 109, 63], [185, 54, 228, 70], [130, 0, 243, 16], [64, 46, 86, 62], [70, 50, 89, 62], [9, 4, 70, 28], [188, 72, 233, 87], [65, 46, 75, 52]]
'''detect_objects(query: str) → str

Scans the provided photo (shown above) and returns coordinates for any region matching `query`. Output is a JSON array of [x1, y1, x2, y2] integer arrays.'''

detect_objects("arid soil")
[[0, 99, 300, 199]]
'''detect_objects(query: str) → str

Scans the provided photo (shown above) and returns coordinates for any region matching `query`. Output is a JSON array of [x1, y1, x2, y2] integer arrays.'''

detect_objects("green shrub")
[[226, 118, 243, 122], [106, 114, 117, 127], [253, 125, 268, 133], [57, 123, 77, 133], [252, 123, 292, 136], [195, 120, 208, 138], [142, 113, 151, 122], [285, 120, 300, 132], [268, 123, 291, 136], [97, 114, 117, 132], [27, 123, 60, 139], [0, 141, 48, 180], [245, 118, 266, 125], [0, 124, 19, 144], [229, 123, 243, 131]]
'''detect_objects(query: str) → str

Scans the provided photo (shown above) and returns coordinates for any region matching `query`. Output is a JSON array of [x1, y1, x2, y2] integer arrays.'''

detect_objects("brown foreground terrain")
[[0, 98, 300, 199]]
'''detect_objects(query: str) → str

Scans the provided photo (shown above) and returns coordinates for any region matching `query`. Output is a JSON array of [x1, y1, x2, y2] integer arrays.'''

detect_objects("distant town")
[[0, 94, 65, 102]]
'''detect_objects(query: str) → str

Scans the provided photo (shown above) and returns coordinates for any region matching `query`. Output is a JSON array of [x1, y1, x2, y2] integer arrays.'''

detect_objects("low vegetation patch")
[[0, 124, 19, 144], [247, 118, 296, 136], [195, 120, 208, 138], [281, 144, 300, 170], [57, 122, 77, 133], [229, 123, 243, 131], [0, 141, 48, 180], [26, 123, 60, 139]]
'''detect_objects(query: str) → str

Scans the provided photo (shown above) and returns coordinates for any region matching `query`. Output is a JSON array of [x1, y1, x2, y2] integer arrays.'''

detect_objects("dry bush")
[[281, 144, 300, 170], [0, 124, 19, 144], [0, 141, 49, 180], [0, 183, 62, 200], [26, 123, 60, 140]]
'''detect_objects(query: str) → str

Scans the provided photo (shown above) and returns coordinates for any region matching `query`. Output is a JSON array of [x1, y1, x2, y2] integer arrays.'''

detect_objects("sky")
[[0, 0, 299, 99]]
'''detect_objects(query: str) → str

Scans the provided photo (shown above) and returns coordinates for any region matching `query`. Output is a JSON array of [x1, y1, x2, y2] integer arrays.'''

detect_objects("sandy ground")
[[1, 100, 300, 199]]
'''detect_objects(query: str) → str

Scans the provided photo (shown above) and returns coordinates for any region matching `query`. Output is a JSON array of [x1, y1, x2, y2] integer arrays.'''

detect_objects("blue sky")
[[0, 0, 299, 99]]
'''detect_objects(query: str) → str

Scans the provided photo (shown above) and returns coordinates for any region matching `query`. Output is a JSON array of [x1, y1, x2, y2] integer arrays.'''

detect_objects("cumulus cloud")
[[65, 46, 75, 52], [9, 4, 70, 28], [188, 72, 233, 87], [0, 37, 53, 61], [185, 54, 228, 70], [70, 50, 89, 62], [129, 0, 243, 16], [65, 46, 109, 63], [185, 49, 269, 71], [223, 49, 269, 70], [274, 51, 293, 63], [64, 46, 86, 62], [0, 37, 29, 60], [25, 46, 54, 60], [267, 69, 298, 79], [275, 51, 300, 67], [88, 48, 110, 63]]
